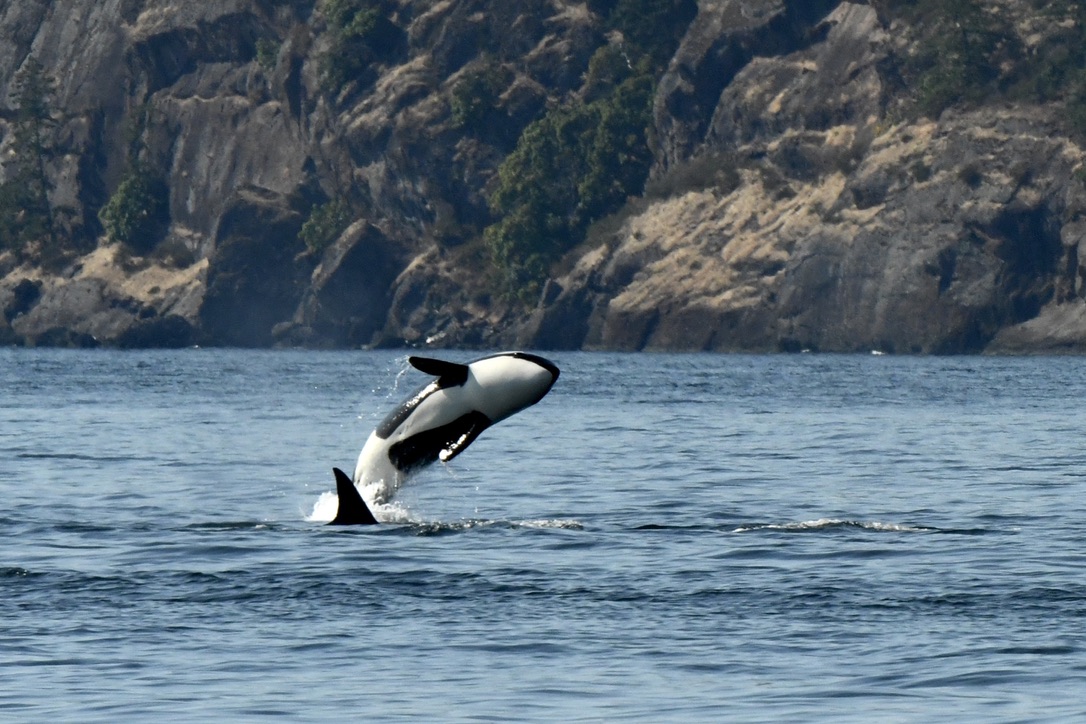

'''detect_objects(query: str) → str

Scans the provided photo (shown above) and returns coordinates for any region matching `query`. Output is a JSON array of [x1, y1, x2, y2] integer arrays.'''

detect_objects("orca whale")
[[327, 351, 560, 525]]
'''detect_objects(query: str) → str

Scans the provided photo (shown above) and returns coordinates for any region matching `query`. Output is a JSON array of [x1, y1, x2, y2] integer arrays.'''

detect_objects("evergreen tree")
[[99, 103, 171, 253], [0, 57, 57, 255]]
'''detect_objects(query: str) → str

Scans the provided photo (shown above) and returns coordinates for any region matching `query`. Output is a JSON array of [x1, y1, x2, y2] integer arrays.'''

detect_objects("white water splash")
[[306, 491, 339, 523], [305, 489, 416, 524]]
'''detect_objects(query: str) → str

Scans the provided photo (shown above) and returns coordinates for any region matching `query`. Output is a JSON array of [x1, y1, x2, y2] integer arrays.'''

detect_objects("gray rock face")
[[281, 220, 404, 348], [776, 110, 1082, 354]]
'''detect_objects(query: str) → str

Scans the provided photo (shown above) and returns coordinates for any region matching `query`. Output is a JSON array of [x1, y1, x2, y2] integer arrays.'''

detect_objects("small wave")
[[635, 523, 715, 532], [306, 489, 580, 531], [995, 645, 1077, 656], [51, 521, 117, 533], [410, 518, 583, 536], [310, 503, 584, 534], [181, 521, 277, 532], [732, 518, 933, 533], [516, 518, 583, 530]]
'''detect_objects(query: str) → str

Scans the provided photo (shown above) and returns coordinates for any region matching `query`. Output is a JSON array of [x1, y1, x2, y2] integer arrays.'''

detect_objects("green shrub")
[[921, 2, 1014, 114], [608, 0, 697, 63], [484, 69, 656, 299], [910, 160, 932, 183], [583, 45, 635, 101], [484, 206, 556, 303], [1004, 2, 1086, 136], [256, 38, 280, 70], [99, 166, 169, 253], [300, 199, 352, 254], [879, 0, 1017, 117], [0, 180, 48, 253], [575, 72, 655, 222], [451, 61, 509, 132], [879, 0, 1086, 135], [957, 163, 983, 188], [319, 0, 400, 95]]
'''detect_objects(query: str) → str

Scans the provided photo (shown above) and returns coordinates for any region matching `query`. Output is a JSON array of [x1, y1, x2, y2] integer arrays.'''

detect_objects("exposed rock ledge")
[[0, 246, 205, 348]]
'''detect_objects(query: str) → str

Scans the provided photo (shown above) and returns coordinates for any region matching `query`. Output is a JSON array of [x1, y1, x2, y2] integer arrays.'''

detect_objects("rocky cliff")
[[2, 0, 1086, 353]]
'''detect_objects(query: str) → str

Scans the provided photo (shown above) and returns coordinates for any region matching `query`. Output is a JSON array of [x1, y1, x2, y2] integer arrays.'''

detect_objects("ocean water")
[[2, 348, 1085, 721]]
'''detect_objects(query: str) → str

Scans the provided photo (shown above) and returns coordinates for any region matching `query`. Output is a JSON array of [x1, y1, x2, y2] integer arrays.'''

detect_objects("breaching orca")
[[327, 351, 560, 525]]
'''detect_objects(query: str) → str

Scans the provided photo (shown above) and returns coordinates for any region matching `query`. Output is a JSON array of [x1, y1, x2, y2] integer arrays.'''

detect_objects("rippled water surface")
[[2, 349, 1086, 721]]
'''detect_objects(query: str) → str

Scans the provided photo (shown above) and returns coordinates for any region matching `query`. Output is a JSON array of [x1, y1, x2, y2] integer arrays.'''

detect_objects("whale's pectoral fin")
[[408, 356, 469, 387], [438, 410, 491, 463], [329, 467, 379, 525], [388, 411, 492, 471]]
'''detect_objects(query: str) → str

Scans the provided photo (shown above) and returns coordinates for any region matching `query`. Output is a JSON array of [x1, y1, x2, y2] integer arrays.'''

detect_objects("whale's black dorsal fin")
[[329, 467, 379, 525], [409, 356, 469, 387]]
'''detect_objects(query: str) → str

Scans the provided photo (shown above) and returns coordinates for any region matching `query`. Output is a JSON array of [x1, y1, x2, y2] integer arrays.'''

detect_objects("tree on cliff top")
[[99, 104, 170, 254], [0, 58, 58, 260]]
